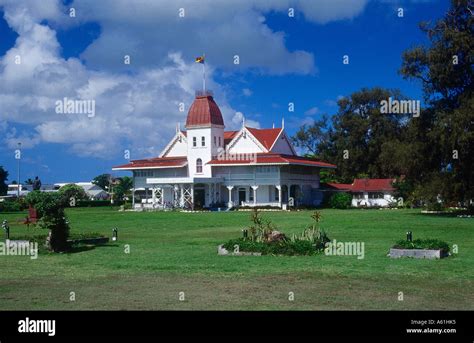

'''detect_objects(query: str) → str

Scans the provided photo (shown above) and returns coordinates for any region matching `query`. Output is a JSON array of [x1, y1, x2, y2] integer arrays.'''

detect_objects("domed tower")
[[185, 91, 225, 177]]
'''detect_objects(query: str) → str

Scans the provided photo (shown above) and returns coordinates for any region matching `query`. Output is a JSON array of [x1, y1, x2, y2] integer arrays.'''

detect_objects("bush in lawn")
[[248, 209, 277, 242], [58, 184, 88, 206], [329, 192, 352, 209], [26, 191, 70, 252], [425, 202, 444, 212], [223, 238, 320, 256], [224, 210, 331, 255], [0, 197, 29, 212], [393, 239, 450, 253]]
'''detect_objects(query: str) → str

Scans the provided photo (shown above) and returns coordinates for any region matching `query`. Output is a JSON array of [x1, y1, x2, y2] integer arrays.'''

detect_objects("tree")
[[26, 191, 70, 252], [0, 166, 8, 196], [291, 115, 330, 158], [92, 173, 112, 192], [58, 184, 88, 206], [293, 88, 408, 183], [400, 0, 474, 203], [113, 177, 133, 202]]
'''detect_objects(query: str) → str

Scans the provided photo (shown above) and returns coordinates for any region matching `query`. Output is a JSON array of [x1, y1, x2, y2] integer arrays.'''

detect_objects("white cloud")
[[242, 88, 253, 97], [232, 111, 260, 129], [304, 106, 319, 115], [0, 0, 372, 159]]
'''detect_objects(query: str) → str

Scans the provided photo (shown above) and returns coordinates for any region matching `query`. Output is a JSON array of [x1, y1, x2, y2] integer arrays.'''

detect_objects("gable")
[[269, 132, 295, 155], [226, 128, 267, 154], [160, 132, 188, 157]]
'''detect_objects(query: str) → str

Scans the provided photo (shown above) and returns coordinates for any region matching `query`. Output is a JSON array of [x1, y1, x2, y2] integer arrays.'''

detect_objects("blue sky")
[[0, 0, 449, 183]]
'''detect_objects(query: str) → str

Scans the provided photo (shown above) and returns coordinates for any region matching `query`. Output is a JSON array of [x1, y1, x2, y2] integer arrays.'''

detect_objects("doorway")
[[194, 185, 205, 209], [238, 188, 246, 206]]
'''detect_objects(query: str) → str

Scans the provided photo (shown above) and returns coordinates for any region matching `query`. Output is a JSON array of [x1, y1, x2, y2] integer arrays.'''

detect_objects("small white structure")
[[56, 182, 109, 200], [113, 91, 336, 210], [6, 184, 31, 197], [327, 179, 397, 208]]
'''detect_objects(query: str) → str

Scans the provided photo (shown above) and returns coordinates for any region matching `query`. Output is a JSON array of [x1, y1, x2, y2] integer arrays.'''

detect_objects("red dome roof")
[[185, 94, 224, 128]]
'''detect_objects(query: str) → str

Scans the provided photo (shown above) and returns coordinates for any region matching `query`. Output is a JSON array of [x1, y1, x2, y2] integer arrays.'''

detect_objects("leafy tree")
[[26, 191, 70, 252], [58, 184, 88, 206], [302, 88, 408, 183], [400, 0, 474, 204], [0, 166, 8, 195], [113, 177, 133, 202], [92, 173, 112, 192], [24, 178, 34, 185], [32, 176, 42, 191], [291, 115, 330, 158], [329, 192, 352, 209]]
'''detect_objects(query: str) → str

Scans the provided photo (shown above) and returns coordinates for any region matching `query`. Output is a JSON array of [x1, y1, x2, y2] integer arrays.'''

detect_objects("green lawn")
[[0, 208, 473, 310]]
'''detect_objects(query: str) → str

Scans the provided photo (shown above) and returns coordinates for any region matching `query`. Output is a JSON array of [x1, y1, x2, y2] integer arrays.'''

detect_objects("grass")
[[0, 207, 473, 310]]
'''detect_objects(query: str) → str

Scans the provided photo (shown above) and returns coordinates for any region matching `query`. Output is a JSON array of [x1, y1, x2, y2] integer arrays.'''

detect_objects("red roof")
[[326, 179, 396, 192], [185, 94, 224, 128], [326, 183, 352, 191], [245, 127, 282, 150], [224, 131, 238, 145], [207, 153, 336, 168], [351, 178, 396, 192], [113, 156, 187, 170]]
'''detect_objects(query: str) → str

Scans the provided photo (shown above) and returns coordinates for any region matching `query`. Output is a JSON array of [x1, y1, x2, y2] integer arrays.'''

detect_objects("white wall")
[[163, 135, 187, 157], [352, 192, 395, 207], [187, 126, 224, 178], [227, 129, 265, 154]]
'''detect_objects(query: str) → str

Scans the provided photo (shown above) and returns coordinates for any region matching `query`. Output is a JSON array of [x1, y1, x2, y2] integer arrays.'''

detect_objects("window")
[[193, 137, 197, 147], [196, 158, 203, 173], [369, 192, 384, 199], [218, 136, 221, 147], [201, 136, 205, 147], [214, 136, 216, 146], [354, 192, 364, 199], [274, 187, 279, 201]]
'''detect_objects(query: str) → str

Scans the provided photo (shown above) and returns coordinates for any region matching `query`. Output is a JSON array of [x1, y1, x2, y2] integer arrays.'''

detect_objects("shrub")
[[76, 200, 112, 207], [329, 192, 352, 209], [25, 191, 70, 252], [393, 239, 450, 253], [425, 202, 444, 211], [248, 209, 277, 242], [223, 238, 321, 256], [58, 184, 88, 206], [0, 200, 24, 212]]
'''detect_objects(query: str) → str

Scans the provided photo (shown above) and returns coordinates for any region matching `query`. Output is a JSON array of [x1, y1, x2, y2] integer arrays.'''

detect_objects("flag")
[[195, 56, 205, 64]]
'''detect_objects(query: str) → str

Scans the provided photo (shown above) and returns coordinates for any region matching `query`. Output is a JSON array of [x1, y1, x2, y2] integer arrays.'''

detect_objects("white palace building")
[[113, 91, 336, 210]]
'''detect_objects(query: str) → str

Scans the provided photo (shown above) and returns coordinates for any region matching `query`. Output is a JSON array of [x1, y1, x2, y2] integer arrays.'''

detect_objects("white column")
[[179, 184, 184, 207], [174, 185, 179, 207], [152, 186, 156, 204], [276, 185, 282, 208], [190, 185, 194, 210], [251, 185, 259, 206], [227, 186, 234, 208]]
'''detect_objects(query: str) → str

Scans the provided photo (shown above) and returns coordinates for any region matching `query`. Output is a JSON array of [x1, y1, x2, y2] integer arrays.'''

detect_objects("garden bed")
[[389, 238, 450, 259], [389, 248, 448, 259]]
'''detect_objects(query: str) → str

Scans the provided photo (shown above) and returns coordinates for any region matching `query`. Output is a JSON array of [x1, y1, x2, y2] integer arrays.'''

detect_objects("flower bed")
[[389, 238, 450, 259]]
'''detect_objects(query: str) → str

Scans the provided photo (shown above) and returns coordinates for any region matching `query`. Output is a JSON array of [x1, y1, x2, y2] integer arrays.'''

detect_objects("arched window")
[[196, 158, 203, 173]]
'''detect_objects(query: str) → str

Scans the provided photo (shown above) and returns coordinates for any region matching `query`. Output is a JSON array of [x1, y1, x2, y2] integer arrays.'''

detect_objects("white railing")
[[240, 201, 280, 207]]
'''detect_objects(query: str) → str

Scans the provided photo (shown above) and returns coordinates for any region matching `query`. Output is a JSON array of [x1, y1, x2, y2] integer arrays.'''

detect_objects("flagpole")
[[202, 53, 206, 93]]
